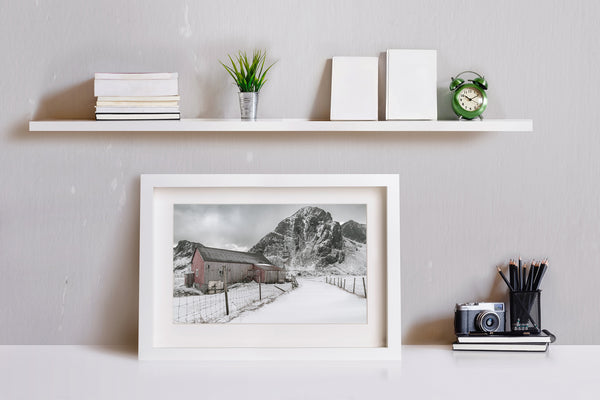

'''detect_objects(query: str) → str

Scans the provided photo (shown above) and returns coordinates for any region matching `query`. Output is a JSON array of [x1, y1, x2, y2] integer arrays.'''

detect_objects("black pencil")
[[526, 262, 535, 291], [509, 260, 518, 292], [531, 263, 540, 290], [533, 261, 548, 291], [497, 266, 514, 292], [518, 257, 523, 291]]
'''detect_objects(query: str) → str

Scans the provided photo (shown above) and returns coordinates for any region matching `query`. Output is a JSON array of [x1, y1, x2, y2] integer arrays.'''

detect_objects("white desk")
[[1, 345, 597, 399]]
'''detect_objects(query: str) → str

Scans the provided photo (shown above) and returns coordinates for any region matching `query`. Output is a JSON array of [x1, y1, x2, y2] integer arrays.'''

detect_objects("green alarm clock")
[[449, 71, 488, 120]]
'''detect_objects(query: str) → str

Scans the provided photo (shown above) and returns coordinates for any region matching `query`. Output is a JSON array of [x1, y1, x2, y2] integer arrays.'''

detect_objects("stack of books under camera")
[[453, 331, 553, 352], [94, 72, 180, 120]]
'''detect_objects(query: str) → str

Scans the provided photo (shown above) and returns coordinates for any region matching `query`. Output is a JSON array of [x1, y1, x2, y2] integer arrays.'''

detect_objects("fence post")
[[343, 279, 346, 291], [362, 277, 367, 298], [223, 266, 229, 316], [259, 273, 262, 300], [353, 277, 356, 294]]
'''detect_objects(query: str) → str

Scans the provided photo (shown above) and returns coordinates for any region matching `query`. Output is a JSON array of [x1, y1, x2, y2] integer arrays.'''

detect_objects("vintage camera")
[[455, 302, 506, 335]]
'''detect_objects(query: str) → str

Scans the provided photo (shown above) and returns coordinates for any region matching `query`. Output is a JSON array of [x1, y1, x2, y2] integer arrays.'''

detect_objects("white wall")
[[1, 0, 598, 344]]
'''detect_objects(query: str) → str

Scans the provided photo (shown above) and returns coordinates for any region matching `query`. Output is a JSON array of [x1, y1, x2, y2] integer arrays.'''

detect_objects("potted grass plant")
[[220, 50, 276, 120]]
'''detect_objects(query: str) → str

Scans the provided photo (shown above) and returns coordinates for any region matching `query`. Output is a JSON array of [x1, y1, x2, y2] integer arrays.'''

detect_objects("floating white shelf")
[[28, 118, 533, 132]]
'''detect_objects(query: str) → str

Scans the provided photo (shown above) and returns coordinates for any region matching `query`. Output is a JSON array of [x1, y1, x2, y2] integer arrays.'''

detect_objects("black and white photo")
[[172, 204, 368, 324]]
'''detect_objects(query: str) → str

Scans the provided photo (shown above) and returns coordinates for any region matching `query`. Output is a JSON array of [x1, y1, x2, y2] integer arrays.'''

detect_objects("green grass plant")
[[220, 50, 276, 92]]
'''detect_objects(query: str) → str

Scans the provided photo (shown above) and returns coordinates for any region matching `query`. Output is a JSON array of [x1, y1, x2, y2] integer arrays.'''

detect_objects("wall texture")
[[1, 0, 598, 345]]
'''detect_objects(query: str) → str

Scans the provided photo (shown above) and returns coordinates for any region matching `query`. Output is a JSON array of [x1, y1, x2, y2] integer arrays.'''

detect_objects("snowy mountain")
[[341, 220, 367, 244], [173, 240, 204, 272], [249, 206, 367, 275]]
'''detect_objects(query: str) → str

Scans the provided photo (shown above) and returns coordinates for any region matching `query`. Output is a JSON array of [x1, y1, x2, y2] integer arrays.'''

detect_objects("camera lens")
[[475, 311, 500, 333]]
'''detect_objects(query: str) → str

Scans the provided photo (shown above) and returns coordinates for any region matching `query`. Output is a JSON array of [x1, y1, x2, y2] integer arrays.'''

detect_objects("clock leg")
[[478, 115, 484, 121]]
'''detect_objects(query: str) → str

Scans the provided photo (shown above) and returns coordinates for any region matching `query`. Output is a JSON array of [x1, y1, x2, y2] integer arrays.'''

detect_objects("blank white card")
[[330, 57, 378, 121], [386, 49, 437, 120]]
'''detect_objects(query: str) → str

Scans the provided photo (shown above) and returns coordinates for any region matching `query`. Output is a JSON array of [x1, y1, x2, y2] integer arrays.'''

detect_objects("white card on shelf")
[[386, 49, 437, 120], [330, 57, 378, 121]]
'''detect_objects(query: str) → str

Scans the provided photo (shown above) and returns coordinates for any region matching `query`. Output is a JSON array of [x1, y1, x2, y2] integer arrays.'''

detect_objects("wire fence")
[[173, 280, 293, 324], [325, 275, 367, 298]]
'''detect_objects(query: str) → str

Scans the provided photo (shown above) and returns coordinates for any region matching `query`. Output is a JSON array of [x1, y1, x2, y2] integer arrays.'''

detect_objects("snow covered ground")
[[230, 277, 367, 324], [173, 281, 293, 324]]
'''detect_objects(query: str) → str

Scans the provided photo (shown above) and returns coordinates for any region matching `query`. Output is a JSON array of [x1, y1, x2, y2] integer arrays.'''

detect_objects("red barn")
[[251, 263, 285, 284], [190, 246, 284, 292]]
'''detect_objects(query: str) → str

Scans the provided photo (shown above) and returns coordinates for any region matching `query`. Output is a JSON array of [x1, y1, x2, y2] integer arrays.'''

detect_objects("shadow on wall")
[[404, 316, 456, 345], [437, 86, 454, 120], [194, 70, 228, 119], [97, 175, 140, 346], [404, 272, 508, 344], [310, 54, 387, 121], [309, 59, 331, 121], [378, 52, 386, 121], [33, 79, 95, 120]]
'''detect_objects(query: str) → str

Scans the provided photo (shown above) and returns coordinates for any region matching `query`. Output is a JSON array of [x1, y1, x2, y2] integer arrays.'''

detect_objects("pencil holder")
[[509, 290, 541, 333]]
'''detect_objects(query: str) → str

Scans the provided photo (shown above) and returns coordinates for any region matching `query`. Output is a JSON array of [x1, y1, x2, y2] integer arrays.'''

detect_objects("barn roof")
[[253, 263, 283, 271], [195, 246, 273, 265]]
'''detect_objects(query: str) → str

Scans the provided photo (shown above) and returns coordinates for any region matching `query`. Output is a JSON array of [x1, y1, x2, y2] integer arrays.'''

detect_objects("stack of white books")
[[452, 331, 553, 352], [94, 73, 180, 120]]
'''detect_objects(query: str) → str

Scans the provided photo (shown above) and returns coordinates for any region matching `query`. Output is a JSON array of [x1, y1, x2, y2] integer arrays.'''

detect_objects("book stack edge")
[[94, 73, 180, 120], [453, 332, 552, 352]]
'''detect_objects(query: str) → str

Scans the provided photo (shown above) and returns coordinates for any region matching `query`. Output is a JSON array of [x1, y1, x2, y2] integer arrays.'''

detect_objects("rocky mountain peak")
[[274, 206, 333, 235], [173, 240, 204, 271], [341, 220, 367, 244], [250, 206, 366, 275]]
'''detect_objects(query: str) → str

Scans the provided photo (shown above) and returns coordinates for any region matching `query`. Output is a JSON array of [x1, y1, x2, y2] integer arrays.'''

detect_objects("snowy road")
[[230, 277, 367, 324]]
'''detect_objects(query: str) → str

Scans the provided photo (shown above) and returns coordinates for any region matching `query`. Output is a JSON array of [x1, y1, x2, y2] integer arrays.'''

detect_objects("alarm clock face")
[[457, 86, 484, 112]]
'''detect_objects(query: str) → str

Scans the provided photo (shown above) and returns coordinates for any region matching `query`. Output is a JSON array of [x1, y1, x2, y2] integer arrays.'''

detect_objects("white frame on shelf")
[[139, 174, 401, 360], [29, 118, 533, 132]]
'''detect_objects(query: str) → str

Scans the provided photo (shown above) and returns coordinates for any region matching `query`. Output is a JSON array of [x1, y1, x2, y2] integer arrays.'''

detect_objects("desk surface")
[[1, 345, 598, 399]]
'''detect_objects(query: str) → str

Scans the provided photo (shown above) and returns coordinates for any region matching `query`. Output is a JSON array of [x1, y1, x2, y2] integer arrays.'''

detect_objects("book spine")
[[95, 113, 180, 120], [95, 101, 179, 107], [97, 96, 180, 102], [95, 107, 180, 113], [94, 79, 179, 97], [94, 72, 178, 80]]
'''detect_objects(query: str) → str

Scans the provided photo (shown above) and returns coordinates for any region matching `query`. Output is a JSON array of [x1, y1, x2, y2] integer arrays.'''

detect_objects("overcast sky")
[[173, 204, 366, 250]]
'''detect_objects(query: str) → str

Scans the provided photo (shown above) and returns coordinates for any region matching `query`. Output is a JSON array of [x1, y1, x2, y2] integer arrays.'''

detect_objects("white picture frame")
[[386, 49, 437, 120], [330, 57, 379, 121], [139, 174, 400, 360]]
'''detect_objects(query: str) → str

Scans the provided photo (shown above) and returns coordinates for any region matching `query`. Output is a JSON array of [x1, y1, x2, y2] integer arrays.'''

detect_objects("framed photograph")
[[139, 174, 400, 360]]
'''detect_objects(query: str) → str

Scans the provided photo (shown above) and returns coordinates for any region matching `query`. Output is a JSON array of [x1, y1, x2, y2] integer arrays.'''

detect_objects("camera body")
[[455, 302, 506, 335]]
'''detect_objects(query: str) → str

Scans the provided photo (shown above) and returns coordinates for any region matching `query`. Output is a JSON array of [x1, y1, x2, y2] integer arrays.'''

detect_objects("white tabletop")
[[1, 345, 597, 399]]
